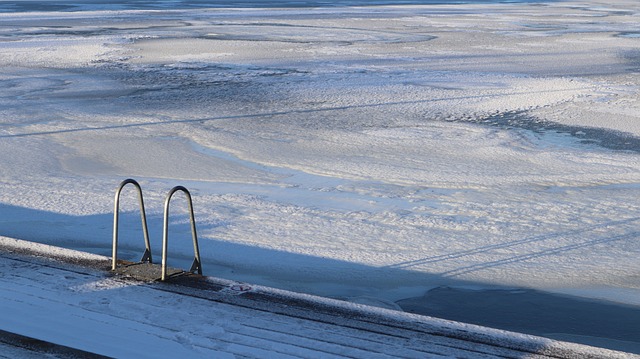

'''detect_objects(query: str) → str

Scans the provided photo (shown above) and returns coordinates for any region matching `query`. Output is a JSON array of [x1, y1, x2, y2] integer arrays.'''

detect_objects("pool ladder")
[[112, 179, 202, 281]]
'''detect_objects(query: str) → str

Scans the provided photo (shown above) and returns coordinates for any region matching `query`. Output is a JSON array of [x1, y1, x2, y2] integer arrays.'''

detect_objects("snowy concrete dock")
[[0, 236, 634, 358]]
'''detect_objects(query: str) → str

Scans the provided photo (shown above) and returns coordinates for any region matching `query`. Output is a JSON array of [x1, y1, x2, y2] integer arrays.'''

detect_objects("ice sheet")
[[0, 0, 639, 318]]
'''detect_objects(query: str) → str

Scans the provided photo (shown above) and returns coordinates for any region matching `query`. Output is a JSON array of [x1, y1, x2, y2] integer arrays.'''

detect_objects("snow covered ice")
[[1, 0, 640, 353]]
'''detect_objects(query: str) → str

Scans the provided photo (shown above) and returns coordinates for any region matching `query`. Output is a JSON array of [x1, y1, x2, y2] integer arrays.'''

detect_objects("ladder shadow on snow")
[[384, 216, 640, 276]]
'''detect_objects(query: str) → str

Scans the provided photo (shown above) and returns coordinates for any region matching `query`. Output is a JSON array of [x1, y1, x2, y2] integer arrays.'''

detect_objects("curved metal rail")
[[161, 186, 202, 281], [112, 179, 152, 271]]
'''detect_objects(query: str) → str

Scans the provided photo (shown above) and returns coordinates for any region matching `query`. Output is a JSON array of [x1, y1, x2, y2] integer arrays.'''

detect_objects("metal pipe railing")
[[161, 186, 202, 281], [112, 179, 152, 270]]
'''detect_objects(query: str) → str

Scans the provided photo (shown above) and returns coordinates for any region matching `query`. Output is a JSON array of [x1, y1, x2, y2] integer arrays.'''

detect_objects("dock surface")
[[0, 236, 634, 358]]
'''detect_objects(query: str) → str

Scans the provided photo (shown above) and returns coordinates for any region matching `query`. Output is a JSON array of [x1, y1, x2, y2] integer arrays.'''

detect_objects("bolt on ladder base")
[[189, 258, 202, 274], [140, 248, 152, 263]]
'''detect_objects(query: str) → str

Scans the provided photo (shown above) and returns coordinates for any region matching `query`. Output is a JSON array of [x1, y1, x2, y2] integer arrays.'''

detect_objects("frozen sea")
[[1, 0, 640, 352], [0, 0, 555, 12]]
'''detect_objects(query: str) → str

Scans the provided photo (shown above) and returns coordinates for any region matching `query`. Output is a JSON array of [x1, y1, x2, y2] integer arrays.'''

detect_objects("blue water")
[[0, 0, 556, 12]]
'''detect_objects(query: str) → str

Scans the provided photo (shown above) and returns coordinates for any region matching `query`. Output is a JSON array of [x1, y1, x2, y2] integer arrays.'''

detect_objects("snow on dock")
[[0, 236, 633, 358]]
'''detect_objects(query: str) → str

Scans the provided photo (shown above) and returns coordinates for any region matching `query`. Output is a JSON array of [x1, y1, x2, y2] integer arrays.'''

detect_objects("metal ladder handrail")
[[161, 186, 203, 281], [112, 178, 152, 271]]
